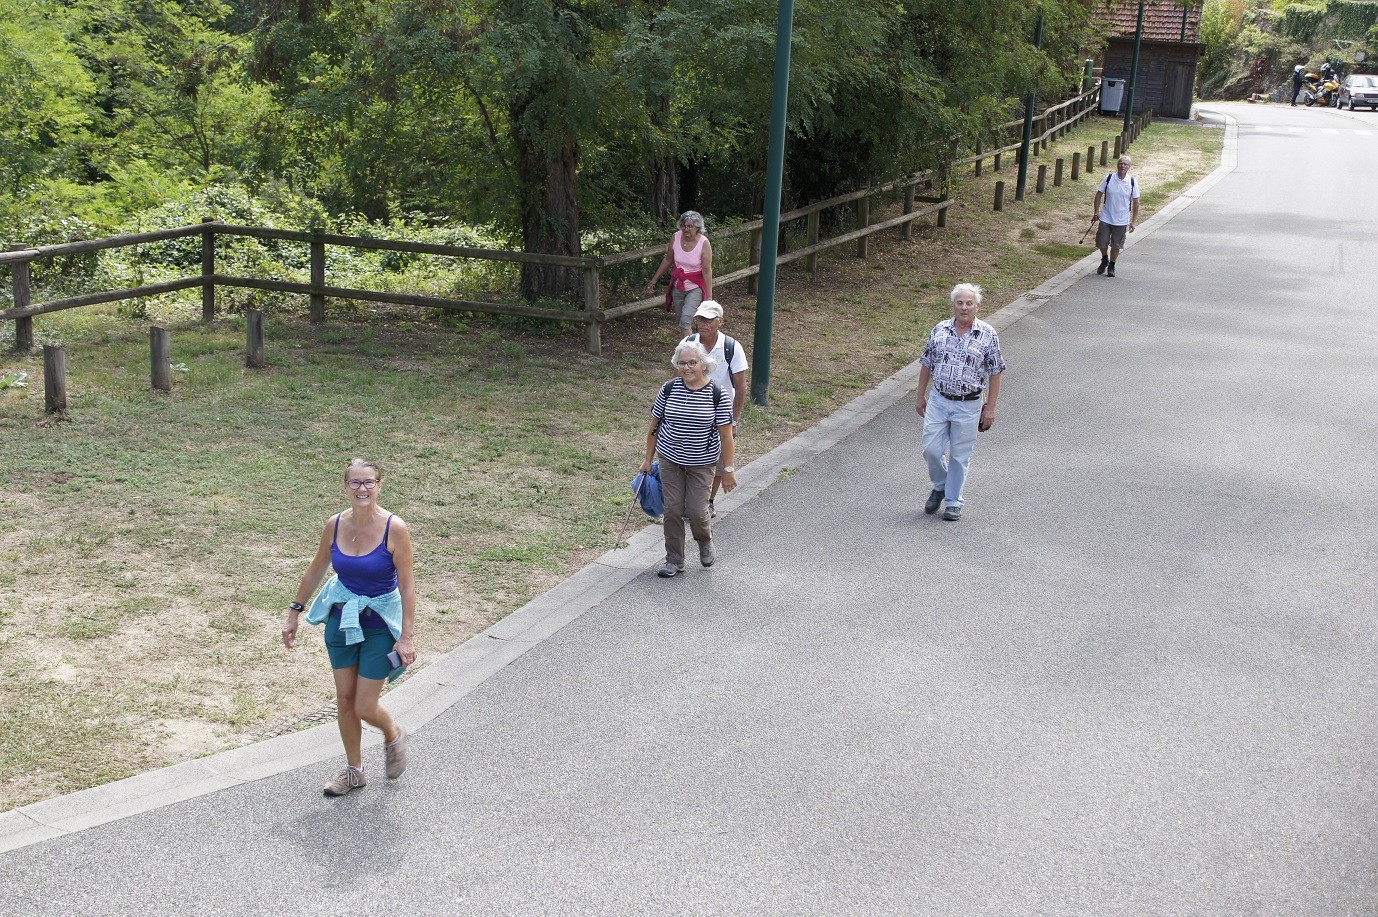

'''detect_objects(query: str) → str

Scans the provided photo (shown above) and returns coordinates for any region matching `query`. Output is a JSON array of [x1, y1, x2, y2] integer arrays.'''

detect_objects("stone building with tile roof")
[[1100, 1, 1204, 119]]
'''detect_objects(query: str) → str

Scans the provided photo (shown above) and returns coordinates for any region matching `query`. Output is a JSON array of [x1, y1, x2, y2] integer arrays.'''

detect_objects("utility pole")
[[750, 0, 796, 408], [1124, 1, 1145, 133], [1016, 10, 1044, 202]]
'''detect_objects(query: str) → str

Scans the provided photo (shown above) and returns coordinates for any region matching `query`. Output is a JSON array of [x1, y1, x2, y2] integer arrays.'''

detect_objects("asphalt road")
[[3, 103, 1375, 915]]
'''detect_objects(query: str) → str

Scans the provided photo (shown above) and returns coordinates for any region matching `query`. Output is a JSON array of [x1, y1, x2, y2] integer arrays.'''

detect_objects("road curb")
[[0, 114, 1241, 856]]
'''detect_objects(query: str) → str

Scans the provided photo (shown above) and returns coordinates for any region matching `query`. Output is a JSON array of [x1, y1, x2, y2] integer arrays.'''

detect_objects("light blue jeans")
[[923, 392, 981, 510]]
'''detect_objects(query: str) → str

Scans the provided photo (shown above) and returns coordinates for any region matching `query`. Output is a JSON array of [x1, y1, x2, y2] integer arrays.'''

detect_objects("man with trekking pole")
[[1094, 155, 1141, 278]]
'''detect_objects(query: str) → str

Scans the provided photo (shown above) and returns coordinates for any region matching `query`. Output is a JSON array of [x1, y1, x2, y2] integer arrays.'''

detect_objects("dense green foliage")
[[4, 0, 1099, 300], [1199, 0, 1376, 99]]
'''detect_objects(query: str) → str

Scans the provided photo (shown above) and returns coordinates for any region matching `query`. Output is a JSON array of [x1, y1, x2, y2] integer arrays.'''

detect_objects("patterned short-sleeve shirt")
[[920, 318, 1006, 396]]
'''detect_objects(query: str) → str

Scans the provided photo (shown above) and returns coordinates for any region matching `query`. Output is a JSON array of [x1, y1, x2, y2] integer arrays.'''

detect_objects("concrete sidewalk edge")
[[0, 112, 1238, 856]]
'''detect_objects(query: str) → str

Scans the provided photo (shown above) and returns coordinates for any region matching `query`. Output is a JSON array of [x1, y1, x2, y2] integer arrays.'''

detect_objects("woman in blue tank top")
[[282, 458, 417, 797]]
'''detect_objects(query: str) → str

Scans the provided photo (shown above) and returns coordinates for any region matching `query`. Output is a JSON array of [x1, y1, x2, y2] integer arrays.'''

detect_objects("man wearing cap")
[[916, 283, 1006, 522], [677, 300, 748, 517]]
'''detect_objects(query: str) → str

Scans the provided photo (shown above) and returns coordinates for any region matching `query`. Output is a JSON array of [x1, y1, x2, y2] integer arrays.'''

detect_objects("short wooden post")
[[936, 170, 949, 227], [11, 244, 32, 352], [582, 263, 602, 357], [1036, 165, 1047, 194], [1088, 145, 1097, 174], [994, 181, 1005, 211], [1054, 158, 1064, 187], [1071, 151, 1081, 181], [1101, 140, 1109, 165], [994, 150, 1002, 172], [975, 141, 983, 177], [201, 217, 216, 322], [150, 327, 171, 392], [309, 228, 326, 324], [43, 345, 66, 413], [805, 210, 820, 278], [856, 194, 870, 259], [1113, 134, 1122, 158], [246, 310, 265, 368], [747, 224, 763, 295], [901, 184, 916, 241]]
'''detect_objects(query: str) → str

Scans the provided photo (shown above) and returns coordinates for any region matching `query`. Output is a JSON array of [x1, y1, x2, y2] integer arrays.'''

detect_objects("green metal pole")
[[1016, 11, 1043, 202], [1124, 1, 1145, 133], [750, 0, 795, 408]]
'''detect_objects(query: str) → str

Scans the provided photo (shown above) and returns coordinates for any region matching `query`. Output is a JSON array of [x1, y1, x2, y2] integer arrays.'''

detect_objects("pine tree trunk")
[[511, 94, 582, 302]]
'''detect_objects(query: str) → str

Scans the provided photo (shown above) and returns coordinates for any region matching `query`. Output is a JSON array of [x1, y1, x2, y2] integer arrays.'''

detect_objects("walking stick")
[[614, 473, 647, 549], [1079, 216, 1099, 244]]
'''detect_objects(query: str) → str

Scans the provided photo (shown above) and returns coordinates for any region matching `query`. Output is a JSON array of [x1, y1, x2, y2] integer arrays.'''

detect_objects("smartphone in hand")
[[387, 650, 403, 670]]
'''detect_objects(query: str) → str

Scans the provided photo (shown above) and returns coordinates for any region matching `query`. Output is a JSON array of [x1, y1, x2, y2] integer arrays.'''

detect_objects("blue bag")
[[632, 462, 664, 518]]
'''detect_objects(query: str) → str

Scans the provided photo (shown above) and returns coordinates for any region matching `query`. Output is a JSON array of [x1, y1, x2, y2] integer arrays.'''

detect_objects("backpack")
[[660, 378, 726, 413], [1103, 173, 1136, 195], [688, 332, 736, 369]]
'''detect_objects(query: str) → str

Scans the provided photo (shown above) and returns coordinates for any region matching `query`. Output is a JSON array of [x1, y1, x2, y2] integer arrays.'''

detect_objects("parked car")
[[1337, 74, 1378, 111]]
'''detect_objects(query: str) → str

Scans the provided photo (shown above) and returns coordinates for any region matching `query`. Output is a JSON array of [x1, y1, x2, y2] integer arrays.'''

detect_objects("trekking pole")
[[1079, 216, 1099, 244], [614, 474, 647, 549]]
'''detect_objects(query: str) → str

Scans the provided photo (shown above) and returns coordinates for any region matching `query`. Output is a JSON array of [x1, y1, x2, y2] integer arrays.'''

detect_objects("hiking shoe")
[[657, 562, 683, 578], [699, 541, 716, 568], [942, 505, 963, 522], [324, 766, 366, 797], [1096, 258, 1108, 275], [384, 727, 408, 779], [1106, 263, 1116, 278], [709, 499, 716, 519], [924, 488, 944, 515]]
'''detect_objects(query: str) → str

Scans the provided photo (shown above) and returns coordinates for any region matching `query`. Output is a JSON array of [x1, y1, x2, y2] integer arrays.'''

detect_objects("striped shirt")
[[652, 378, 733, 467], [920, 318, 1006, 396]]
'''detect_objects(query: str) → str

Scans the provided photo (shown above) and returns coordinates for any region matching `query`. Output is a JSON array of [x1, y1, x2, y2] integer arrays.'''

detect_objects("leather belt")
[[937, 389, 983, 401]]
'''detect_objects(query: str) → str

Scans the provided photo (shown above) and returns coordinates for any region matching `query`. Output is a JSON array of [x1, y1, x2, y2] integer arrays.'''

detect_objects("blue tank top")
[[331, 514, 399, 597]]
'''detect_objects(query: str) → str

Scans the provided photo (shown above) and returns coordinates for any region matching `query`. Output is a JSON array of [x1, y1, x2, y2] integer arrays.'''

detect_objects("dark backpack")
[[688, 332, 736, 369], [660, 378, 726, 412], [1103, 173, 1136, 195]]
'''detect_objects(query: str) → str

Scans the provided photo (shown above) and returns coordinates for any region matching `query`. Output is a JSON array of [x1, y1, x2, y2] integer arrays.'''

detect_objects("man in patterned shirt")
[[916, 283, 1007, 521]]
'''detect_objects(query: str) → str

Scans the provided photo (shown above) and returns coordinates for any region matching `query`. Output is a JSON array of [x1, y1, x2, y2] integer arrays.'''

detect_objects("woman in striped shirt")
[[641, 341, 737, 577]]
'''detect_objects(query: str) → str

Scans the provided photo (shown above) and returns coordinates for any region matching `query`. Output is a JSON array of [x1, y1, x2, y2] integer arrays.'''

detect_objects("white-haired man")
[[1093, 155, 1140, 278], [916, 283, 1006, 522]]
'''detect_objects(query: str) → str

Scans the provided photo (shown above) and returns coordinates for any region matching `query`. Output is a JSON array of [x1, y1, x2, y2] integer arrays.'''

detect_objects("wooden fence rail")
[[3, 85, 1108, 360]]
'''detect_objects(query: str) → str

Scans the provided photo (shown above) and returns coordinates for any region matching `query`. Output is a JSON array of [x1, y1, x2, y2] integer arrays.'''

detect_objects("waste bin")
[[1100, 78, 1125, 115]]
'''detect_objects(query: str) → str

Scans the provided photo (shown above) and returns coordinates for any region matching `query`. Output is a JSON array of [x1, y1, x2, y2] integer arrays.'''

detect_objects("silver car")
[[1338, 74, 1378, 111]]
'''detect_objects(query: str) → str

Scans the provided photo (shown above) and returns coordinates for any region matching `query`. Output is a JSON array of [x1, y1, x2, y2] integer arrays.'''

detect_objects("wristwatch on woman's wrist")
[[723, 466, 735, 474], [288, 601, 304, 612]]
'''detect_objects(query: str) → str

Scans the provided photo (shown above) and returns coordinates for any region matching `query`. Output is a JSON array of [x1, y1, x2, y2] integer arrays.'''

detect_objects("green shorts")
[[324, 610, 396, 681]]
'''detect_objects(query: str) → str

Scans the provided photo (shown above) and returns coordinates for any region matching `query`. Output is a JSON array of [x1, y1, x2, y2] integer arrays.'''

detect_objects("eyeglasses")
[[347, 479, 379, 490], [676, 360, 700, 367]]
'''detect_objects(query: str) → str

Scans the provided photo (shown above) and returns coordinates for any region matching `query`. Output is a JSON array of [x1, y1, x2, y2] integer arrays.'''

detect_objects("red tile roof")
[[1102, 1, 1203, 43]]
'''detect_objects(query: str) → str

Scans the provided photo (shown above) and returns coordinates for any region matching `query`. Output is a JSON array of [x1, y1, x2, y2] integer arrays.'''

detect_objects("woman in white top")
[[646, 211, 715, 330]]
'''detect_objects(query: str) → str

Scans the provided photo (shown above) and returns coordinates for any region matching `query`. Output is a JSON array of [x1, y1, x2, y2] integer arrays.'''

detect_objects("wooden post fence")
[[902, 184, 916, 241], [309, 229, 326, 323], [43, 345, 65, 413], [10, 244, 32, 352], [1054, 158, 1064, 187], [246, 310, 265, 368], [1036, 165, 1047, 194], [747, 224, 763, 295], [582, 265, 602, 356], [856, 194, 871, 258], [1071, 151, 1081, 181], [994, 182, 1005, 211], [1101, 140, 1109, 166], [201, 217, 216, 322], [150, 327, 171, 392], [806, 211, 820, 277]]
